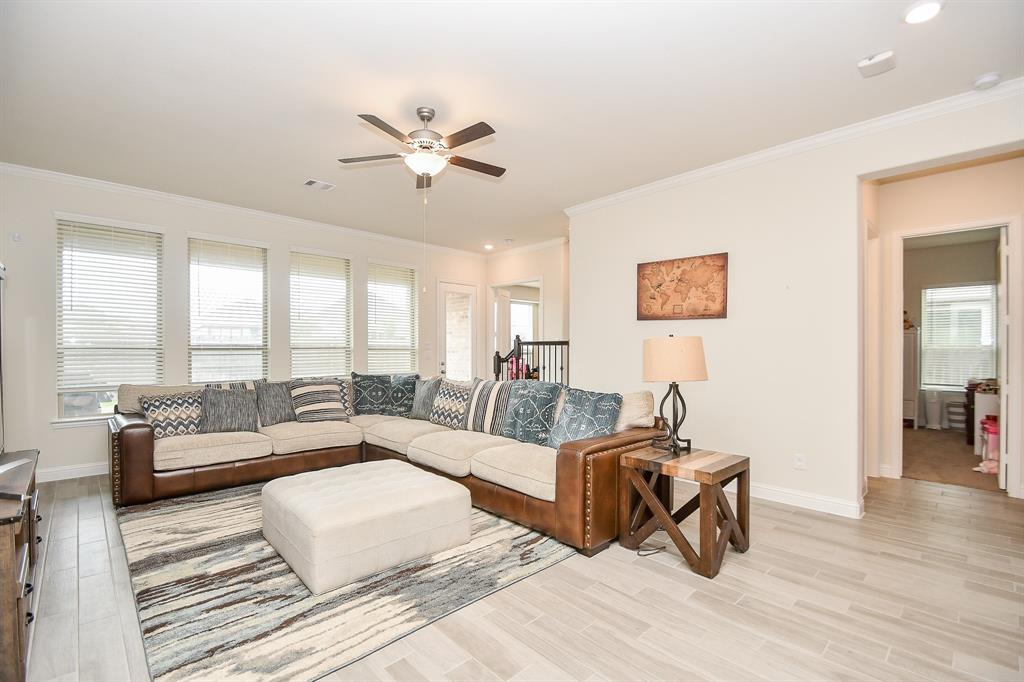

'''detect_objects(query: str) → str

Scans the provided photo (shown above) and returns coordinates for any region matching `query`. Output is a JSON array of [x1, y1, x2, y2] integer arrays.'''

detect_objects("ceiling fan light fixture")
[[403, 150, 448, 177], [903, 0, 943, 24]]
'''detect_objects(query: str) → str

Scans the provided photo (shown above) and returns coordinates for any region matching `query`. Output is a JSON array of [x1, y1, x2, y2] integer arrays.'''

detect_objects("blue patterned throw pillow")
[[429, 379, 478, 429], [499, 381, 563, 446], [410, 377, 442, 421], [352, 373, 419, 416], [548, 388, 623, 449]]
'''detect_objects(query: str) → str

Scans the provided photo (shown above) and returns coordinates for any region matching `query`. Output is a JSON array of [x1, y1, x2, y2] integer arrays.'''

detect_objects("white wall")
[[485, 238, 569, 354], [0, 166, 488, 477], [868, 155, 1024, 479], [568, 87, 1023, 516], [903, 240, 999, 327]]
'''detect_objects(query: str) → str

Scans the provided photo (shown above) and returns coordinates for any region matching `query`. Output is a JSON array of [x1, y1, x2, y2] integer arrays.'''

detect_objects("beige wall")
[[902, 240, 999, 327], [569, 91, 1023, 515], [0, 168, 488, 477], [867, 155, 1024, 478]]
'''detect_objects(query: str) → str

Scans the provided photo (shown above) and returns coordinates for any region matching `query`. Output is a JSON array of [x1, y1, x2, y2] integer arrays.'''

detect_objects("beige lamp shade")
[[642, 336, 708, 382]]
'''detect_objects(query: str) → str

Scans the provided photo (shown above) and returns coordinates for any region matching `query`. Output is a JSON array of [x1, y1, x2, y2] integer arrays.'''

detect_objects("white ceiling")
[[2, 1, 1022, 252]]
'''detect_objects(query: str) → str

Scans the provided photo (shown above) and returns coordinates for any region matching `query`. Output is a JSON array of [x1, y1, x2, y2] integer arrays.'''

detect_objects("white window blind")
[[921, 284, 997, 388], [188, 238, 268, 382], [290, 252, 352, 377], [367, 262, 418, 373], [56, 220, 164, 418]]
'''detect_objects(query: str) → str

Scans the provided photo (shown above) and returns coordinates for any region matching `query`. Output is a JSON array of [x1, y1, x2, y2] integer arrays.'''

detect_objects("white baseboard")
[[749, 482, 864, 519], [878, 464, 900, 479], [37, 462, 108, 483]]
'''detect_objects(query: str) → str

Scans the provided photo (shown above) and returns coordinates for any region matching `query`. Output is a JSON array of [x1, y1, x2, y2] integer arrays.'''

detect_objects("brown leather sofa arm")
[[554, 425, 663, 554], [108, 413, 155, 506]]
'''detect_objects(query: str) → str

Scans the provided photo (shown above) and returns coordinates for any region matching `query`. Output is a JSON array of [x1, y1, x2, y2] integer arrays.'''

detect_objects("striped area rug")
[[116, 483, 575, 681]]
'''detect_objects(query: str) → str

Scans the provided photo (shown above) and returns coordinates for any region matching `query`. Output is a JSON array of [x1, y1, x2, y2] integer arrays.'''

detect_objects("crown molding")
[[487, 236, 567, 259], [0, 162, 484, 260], [565, 78, 1024, 218]]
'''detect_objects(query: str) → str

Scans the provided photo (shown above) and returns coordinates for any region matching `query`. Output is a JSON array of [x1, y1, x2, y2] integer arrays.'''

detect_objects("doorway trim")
[[883, 216, 1021, 498], [488, 276, 545, 360]]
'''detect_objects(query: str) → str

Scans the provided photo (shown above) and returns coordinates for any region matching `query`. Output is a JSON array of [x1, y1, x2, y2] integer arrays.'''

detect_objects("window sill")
[[50, 415, 112, 429]]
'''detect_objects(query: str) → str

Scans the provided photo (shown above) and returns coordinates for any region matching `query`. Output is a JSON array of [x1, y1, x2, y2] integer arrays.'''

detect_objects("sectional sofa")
[[109, 382, 662, 555]]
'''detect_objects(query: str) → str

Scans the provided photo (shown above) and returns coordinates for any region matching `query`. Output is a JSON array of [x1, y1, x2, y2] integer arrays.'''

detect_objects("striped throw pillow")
[[466, 380, 514, 435], [204, 379, 268, 390], [290, 379, 350, 422], [140, 392, 203, 439]]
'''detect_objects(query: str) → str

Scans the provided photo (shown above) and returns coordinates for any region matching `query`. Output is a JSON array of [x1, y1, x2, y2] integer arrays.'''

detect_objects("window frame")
[[366, 259, 420, 374], [289, 249, 354, 378], [919, 281, 998, 390], [54, 216, 165, 420], [186, 235, 270, 383]]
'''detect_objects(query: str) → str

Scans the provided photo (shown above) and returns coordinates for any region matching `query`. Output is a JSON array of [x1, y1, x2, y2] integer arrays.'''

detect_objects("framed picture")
[[637, 252, 728, 320]]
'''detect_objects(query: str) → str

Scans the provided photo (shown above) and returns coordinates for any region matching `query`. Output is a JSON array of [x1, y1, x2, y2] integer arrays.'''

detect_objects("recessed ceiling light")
[[973, 72, 1001, 91], [857, 50, 896, 78], [303, 179, 335, 191], [483, 243, 494, 251], [903, 0, 943, 24]]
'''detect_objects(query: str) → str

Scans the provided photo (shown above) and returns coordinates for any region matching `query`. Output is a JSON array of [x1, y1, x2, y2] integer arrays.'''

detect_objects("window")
[[921, 284, 997, 388], [367, 262, 418, 373], [290, 252, 352, 377], [56, 220, 163, 418], [510, 300, 537, 344], [188, 238, 267, 382]]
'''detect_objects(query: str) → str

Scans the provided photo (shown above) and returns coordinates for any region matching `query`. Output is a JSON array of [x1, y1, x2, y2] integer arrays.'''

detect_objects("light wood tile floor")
[[26, 475, 1024, 681]]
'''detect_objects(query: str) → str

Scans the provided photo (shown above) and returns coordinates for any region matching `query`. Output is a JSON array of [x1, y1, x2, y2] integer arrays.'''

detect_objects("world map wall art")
[[637, 252, 728, 320]]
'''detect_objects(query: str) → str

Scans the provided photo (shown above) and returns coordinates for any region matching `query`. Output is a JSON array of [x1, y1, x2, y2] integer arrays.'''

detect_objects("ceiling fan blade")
[[441, 122, 495, 149], [338, 153, 402, 163], [448, 155, 506, 177], [357, 114, 411, 144], [416, 174, 432, 190]]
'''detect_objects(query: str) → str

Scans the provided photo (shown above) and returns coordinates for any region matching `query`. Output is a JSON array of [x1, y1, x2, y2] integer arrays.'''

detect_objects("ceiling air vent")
[[303, 179, 335, 191]]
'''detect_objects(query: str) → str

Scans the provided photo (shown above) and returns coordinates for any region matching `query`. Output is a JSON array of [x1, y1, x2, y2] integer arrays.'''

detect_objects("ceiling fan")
[[338, 107, 506, 189]]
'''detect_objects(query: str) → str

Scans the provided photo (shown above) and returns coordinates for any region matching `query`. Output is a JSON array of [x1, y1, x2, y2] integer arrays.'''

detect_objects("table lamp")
[[643, 335, 708, 455]]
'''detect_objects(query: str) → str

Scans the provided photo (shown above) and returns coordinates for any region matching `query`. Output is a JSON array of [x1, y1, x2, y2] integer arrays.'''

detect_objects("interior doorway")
[[900, 227, 1004, 492], [491, 279, 542, 357]]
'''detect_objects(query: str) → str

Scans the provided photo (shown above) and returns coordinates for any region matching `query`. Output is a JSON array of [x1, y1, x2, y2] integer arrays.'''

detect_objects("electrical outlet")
[[793, 454, 807, 470]]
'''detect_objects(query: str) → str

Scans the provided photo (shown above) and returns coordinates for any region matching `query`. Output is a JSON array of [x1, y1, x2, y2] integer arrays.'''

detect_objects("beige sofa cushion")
[[614, 391, 656, 432], [407, 430, 510, 478], [261, 460, 471, 595], [259, 421, 363, 455], [348, 414, 403, 429], [118, 383, 203, 415], [363, 417, 450, 455], [470, 442, 558, 502], [153, 432, 272, 471]]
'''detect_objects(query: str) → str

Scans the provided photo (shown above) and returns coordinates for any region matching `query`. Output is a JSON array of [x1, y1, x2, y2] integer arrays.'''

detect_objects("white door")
[[494, 288, 512, 357], [998, 226, 1009, 490], [438, 282, 476, 381]]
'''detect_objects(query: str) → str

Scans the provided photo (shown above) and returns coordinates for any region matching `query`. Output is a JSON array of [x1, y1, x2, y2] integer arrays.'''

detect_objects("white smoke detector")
[[858, 50, 896, 78], [973, 72, 1001, 91], [303, 179, 335, 191]]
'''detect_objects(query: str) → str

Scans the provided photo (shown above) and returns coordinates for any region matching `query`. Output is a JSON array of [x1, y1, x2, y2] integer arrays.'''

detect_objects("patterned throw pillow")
[[351, 373, 419, 416], [410, 377, 442, 421], [351, 373, 392, 415], [290, 379, 350, 422], [255, 381, 296, 426], [204, 379, 268, 390], [389, 374, 418, 416], [140, 392, 203, 439], [200, 388, 259, 433], [429, 379, 478, 429], [548, 388, 623, 449], [466, 380, 514, 434], [499, 381, 563, 446]]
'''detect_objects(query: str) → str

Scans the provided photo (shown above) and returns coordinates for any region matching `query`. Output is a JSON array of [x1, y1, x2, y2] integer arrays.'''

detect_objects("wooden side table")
[[618, 446, 749, 579]]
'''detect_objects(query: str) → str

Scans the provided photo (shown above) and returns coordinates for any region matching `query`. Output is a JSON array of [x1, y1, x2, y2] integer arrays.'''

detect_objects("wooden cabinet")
[[0, 450, 38, 682]]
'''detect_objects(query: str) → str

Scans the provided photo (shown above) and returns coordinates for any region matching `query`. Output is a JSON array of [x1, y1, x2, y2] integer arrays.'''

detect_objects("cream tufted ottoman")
[[261, 459, 471, 595]]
